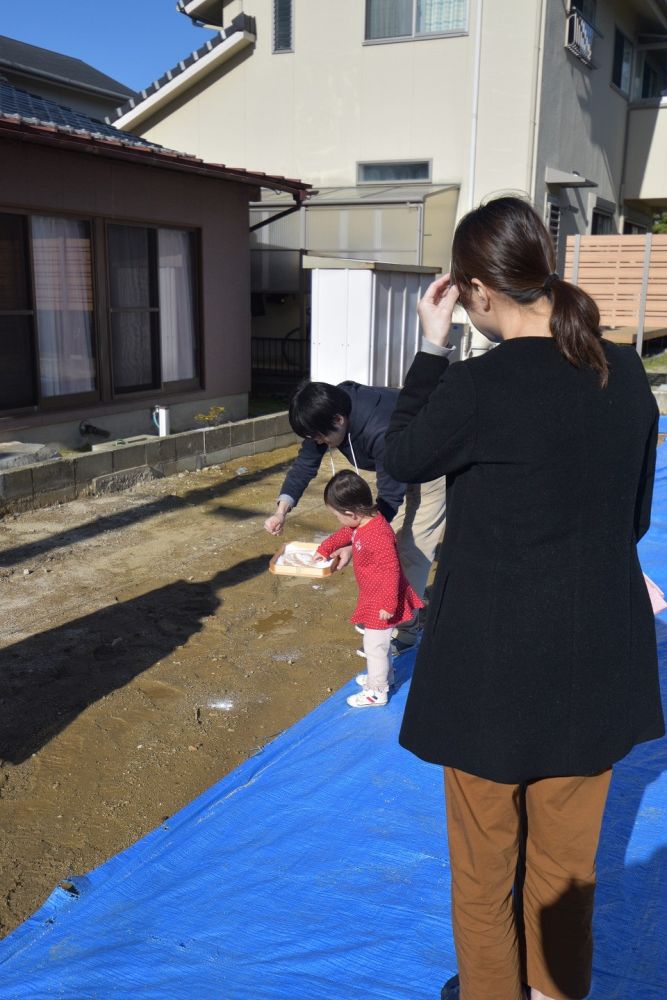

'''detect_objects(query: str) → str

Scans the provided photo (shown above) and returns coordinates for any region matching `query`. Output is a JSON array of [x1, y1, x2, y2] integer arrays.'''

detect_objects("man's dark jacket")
[[280, 381, 406, 521], [384, 339, 664, 783]]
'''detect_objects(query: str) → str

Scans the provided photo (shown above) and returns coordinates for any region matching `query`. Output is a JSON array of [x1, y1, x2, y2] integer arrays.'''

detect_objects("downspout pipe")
[[528, 0, 547, 203], [249, 191, 312, 233], [467, 0, 484, 212]]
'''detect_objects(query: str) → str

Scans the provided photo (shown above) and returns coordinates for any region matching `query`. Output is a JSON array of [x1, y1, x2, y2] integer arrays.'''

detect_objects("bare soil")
[[0, 444, 361, 936]]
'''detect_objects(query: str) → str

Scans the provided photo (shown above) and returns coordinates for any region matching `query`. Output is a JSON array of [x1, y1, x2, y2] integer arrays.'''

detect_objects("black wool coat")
[[384, 338, 664, 783]]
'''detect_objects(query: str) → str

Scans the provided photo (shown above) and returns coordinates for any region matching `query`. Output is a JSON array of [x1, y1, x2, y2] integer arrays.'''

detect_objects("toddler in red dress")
[[316, 470, 423, 708]]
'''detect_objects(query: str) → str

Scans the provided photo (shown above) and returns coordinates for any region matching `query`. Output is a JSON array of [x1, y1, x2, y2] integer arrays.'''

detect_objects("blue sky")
[[0, 0, 218, 92]]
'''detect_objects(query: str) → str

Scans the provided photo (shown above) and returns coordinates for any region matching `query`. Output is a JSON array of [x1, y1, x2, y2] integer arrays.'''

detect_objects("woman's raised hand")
[[417, 273, 460, 349]]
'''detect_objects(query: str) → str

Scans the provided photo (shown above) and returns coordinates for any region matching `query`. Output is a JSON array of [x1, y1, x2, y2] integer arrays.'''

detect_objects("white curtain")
[[366, 0, 413, 39], [416, 0, 467, 34], [31, 216, 96, 397], [158, 229, 196, 383]]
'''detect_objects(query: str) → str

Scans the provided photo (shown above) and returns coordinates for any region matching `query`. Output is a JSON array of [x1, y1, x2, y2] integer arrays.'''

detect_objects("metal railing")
[[251, 334, 310, 377]]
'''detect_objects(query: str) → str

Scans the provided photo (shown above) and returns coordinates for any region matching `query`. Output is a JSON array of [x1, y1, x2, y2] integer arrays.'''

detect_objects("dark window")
[[1, 212, 98, 411], [623, 220, 647, 235], [592, 210, 615, 235], [365, 0, 467, 41], [108, 224, 198, 395], [547, 200, 561, 259], [358, 160, 431, 183], [273, 0, 293, 51], [0, 213, 37, 409], [572, 0, 596, 25], [612, 28, 632, 95], [642, 60, 660, 99]]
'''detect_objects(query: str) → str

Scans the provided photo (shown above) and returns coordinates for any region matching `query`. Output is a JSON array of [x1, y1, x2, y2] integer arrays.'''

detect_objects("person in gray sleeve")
[[264, 379, 448, 649]]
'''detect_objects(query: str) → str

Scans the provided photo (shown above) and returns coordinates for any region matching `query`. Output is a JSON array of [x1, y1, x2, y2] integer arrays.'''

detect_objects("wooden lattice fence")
[[564, 234, 667, 351]]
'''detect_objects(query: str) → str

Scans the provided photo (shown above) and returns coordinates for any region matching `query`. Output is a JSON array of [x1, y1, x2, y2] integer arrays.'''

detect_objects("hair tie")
[[543, 272, 560, 291]]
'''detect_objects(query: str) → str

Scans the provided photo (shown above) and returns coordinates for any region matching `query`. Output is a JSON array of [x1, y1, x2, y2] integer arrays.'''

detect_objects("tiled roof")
[[0, 78, 311, 199], [106, 12, 255, 125], [0, 78, 167, 153], [0, 34, 134, 101]]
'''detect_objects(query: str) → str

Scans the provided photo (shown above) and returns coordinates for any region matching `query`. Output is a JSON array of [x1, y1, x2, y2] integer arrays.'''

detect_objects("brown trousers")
[[444, 766, 612, 1000]]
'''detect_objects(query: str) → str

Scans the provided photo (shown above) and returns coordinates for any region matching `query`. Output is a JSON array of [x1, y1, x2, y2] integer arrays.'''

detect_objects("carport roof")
[[256, 184, 458, 207]]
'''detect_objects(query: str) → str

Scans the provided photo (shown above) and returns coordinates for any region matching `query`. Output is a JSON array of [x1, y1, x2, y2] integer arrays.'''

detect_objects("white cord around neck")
[[347, 433, 359, 473]]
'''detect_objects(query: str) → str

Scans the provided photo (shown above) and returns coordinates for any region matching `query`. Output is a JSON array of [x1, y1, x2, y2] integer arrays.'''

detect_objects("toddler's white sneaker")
[[346, 688, 388, 708]]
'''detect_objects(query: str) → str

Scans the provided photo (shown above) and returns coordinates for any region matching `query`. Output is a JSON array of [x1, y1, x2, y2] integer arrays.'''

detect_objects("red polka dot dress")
[[317, 514, 423, 630]]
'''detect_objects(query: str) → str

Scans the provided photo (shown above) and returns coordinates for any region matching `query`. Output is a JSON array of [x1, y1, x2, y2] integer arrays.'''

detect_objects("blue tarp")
[[1, 426, 666, 999]]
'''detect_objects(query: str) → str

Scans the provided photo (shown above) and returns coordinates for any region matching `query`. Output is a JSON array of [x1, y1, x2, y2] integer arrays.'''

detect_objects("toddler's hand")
[[379, 609, 392, 621], [332, 545, 353, 571]]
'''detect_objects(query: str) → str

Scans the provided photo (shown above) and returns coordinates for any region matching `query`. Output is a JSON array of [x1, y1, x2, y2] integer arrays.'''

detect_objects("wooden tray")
[[269, 541, 339, 578]]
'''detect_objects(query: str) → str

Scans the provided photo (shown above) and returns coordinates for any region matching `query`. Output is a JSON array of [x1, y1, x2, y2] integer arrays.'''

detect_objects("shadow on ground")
[[0, 556, 268, 765], [0, 460, 291, 569]]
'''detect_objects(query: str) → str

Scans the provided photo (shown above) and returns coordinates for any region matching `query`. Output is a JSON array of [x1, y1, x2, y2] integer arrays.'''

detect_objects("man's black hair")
[[288, 381, 352, 439]]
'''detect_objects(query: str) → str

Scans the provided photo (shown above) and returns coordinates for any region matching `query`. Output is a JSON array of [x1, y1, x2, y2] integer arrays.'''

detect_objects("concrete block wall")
[[0, 413, 297, 515]]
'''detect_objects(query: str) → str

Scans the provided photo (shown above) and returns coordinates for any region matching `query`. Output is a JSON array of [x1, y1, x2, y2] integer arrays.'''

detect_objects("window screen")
[[365, 0, 466, 40], [612, 29, 632, 94], [274, 0, 293, 51], [358, 161, 431, 183]]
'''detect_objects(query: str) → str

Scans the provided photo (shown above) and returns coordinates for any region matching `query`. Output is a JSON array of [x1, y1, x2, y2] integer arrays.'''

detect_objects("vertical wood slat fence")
[[565, 234, 667, 353]]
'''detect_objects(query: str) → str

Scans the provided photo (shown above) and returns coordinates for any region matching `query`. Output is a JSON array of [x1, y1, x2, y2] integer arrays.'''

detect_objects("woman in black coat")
[[383, 197, 664, 1000]]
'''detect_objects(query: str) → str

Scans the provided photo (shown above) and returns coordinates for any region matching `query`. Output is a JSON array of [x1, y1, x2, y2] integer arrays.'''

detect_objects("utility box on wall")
[[304, 257, 463, 387]]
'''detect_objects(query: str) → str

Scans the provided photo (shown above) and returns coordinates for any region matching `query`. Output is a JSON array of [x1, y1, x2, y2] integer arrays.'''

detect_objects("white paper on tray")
[[277, 543, 333, 569]]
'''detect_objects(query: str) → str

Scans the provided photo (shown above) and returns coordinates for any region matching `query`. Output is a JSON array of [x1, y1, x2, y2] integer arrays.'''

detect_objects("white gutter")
[[528, 0, 547, 201], [113, 30, 254, 131], [467, 0, 484, 211]]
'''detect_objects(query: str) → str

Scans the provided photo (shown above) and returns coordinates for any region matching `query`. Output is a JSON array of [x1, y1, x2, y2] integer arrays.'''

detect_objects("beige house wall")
[[129, 0, 667, 251], [135, 0, 544, 210], [132, 0, 663, 226], [625, 101, 667, 206]]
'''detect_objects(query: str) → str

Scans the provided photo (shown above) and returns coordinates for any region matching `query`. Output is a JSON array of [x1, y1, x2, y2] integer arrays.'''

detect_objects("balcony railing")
[[565, 9, 596, 67]]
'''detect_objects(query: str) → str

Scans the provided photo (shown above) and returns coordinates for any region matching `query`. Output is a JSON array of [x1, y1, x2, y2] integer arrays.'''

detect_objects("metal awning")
[[545, 167, 597, 189]]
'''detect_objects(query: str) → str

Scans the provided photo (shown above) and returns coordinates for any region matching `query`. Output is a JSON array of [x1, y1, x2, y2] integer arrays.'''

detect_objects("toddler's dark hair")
[[324, 470, 376, 516]]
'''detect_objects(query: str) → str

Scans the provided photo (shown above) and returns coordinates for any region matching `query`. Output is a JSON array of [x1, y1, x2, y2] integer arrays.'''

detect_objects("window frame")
[[105, 219, 202, 401], [591, 207, 616, 235], [363, 0, 469, 45], [571, 0, 597, 27], [0, 206, 101, 416], [0, 208, 203, 418], [272, 0, 294, 54], [356, 159, 432, 184], [611, 27, 633, 97]]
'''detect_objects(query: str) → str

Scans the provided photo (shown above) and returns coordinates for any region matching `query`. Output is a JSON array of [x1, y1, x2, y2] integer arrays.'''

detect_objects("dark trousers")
[[444, 766, 612, 1000]]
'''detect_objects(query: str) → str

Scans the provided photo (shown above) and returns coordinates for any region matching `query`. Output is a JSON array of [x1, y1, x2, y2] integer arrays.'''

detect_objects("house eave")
[[111, 27, 255, 132], [0, 115, 311, 202], [0, 59, 134, 103]]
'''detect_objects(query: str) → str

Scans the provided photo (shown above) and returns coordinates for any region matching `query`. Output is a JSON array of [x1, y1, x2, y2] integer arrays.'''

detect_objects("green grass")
[[642, 349, 667, 372]]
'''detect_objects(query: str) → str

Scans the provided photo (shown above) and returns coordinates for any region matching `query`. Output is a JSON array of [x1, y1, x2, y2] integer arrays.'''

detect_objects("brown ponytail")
[[451, 196, 608, 387]]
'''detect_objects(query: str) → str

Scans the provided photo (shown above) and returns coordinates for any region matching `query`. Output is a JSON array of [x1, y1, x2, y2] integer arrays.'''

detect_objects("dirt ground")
[[0, 443, 365, 937]]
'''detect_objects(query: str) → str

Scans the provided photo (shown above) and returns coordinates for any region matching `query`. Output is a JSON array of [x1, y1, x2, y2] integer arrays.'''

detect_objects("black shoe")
[[441, 974, 460, 999]]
